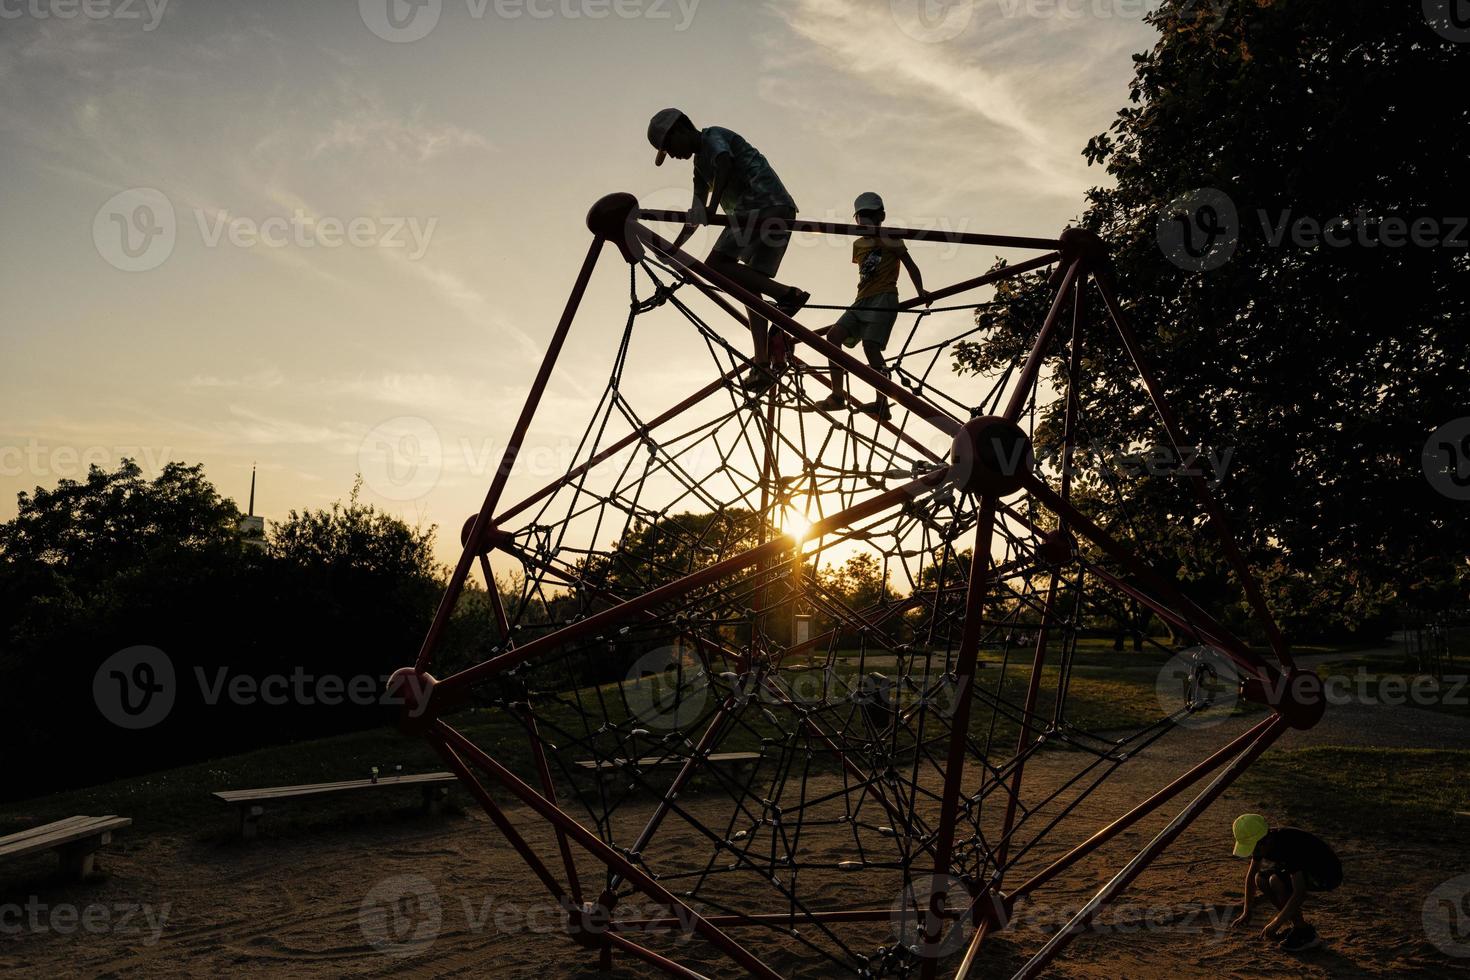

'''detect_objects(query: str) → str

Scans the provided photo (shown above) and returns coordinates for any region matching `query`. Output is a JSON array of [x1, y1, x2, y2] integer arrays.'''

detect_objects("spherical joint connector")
[[385, 667, 441, 735], [586, 192, 644, 264], [461, 515, 513, 556], [1038, 528, 1077, 566], [950, 416, 1033, 498], [565, 895, 616, 950], [1240, 667, 1326, 731], [1057, 226, 1109, 271]]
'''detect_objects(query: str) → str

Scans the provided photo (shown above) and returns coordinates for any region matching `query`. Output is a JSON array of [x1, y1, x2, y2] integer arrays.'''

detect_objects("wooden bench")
[[213, 772, 457, 839], [574, 752, 760, 793], [0, 815, 131, 879]]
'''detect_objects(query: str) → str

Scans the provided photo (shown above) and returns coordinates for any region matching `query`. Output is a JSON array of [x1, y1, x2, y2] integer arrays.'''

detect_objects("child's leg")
[[862, 339, 890, 402], [1258, 871, 1287, 908], [827, 323, 850, 396], [708, 252, 799, 309]]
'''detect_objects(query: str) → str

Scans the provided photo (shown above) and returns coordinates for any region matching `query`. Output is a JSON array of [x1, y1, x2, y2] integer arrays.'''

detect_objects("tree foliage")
[[954, 0, 1469, 636]]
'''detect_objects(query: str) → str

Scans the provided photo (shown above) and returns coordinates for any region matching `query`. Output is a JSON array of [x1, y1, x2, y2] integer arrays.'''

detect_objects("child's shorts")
[[837, 292, 900, 348], [710, 206, 796, 277]]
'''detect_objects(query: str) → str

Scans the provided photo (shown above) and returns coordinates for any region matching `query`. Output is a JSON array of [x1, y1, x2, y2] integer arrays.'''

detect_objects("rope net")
[[397, 208, 1297, 979]]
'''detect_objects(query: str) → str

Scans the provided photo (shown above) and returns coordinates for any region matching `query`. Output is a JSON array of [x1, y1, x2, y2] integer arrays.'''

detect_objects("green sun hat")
[[1232, 813, 1269, 857]]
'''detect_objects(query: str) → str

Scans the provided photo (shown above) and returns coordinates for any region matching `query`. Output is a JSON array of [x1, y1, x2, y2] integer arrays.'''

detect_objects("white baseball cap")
[[854, 192, 885, 213], [648, 108, 690, 166]]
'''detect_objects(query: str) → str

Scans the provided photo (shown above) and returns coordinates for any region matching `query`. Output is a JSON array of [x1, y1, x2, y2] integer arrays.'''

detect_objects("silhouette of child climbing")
[[815, 192, 930, 421], [647, 108, 809, 393]]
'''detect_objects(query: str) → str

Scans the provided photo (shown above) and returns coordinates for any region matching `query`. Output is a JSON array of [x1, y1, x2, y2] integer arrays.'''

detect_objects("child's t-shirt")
[[853, 236, 908, 301]]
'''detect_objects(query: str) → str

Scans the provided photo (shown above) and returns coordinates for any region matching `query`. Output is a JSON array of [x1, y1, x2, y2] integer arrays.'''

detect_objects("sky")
[[0, 0, 1161, 567]]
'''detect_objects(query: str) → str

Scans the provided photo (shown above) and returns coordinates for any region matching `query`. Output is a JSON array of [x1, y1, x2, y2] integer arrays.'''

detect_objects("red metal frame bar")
[[433, 719, 785, 980], [1094, 277, 1293, 670], [1010, 715, 1289, 978], [414, 236, 605, 674], [919, 497, 999, 980], [1008, 713, 1279, 903], [638, 208, 1062, 251]]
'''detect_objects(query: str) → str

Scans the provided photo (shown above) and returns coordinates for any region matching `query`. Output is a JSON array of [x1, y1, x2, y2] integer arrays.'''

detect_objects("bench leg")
[[240, 805, 264, 840], [56, 831, 111, 880], [422, 786, 449, 815]]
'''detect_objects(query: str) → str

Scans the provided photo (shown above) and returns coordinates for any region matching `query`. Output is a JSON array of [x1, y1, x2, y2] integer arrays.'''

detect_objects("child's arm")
[[899, 249, 931, 304], [673, 156, 734, 250], [1231, 857, 1259, 928]]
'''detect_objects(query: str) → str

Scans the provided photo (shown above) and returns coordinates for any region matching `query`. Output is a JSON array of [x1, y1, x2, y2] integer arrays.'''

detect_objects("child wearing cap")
[[814, 193, 930, 421], [1229, 812, 1341, 952], [646, 108, 810, 394]]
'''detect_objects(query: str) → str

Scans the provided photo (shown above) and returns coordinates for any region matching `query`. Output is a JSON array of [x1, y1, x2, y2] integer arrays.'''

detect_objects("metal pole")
[[1093, 277, 1292, 669], [432, 720, 785, 980], [1010, 716, 1289, 978], [637, 209, 1062, 251], [920, 498, 999, 979], [413, 236, 605, 673]]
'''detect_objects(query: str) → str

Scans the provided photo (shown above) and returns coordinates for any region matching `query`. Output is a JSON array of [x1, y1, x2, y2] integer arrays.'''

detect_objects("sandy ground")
[[4, 692, 1470, 978]]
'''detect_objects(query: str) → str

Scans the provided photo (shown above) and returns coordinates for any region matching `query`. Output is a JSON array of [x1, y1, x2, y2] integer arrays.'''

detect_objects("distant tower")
[[239, 464, 266, 546]]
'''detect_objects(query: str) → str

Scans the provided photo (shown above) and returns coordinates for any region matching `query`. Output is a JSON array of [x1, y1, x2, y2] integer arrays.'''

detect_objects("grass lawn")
[[1238, 746, 1470, 842], [0, 641, 1331, 841]]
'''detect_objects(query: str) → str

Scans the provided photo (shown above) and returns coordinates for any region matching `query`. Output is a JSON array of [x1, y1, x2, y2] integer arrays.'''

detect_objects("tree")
[[954, 0, 1470, 638]]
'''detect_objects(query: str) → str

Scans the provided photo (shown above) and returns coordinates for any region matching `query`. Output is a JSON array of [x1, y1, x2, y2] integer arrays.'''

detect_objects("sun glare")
[[783, 508, 813, 543]]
